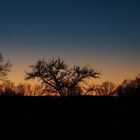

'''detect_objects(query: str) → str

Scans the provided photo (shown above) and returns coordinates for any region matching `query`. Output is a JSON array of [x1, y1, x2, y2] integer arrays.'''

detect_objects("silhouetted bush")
[[117, 74, 140, 96], [95, 81, 116, 96]]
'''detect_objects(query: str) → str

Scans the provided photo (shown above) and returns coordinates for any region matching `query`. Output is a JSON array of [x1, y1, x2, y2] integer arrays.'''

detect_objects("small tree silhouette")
[[0, 81, 16, 96], [0, 53, 11, 82], [25, 58, 100, 96], [95, 81, 116, 96], [117, 73, 140, 96]]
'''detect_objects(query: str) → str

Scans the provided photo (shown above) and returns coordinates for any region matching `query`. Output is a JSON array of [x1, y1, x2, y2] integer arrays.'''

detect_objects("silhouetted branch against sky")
[[25, 58, 100, 96]]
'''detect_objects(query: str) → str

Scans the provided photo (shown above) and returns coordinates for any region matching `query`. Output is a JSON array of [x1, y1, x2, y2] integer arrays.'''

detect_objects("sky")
[[0, 0, 140, 85]]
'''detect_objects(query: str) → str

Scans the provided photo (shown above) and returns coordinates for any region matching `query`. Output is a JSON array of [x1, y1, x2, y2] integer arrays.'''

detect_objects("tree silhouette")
[[16, 83, 31, 96], [117, 74, 140, 96], [95, 81, 116, 96], [0, 53, 11, 82], [0, 81, 16, 96], [25, 58, 100, 96]]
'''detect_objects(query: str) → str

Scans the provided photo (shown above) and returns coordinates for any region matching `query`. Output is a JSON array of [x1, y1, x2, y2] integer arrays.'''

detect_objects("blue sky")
[[0, 0, 140, 84]]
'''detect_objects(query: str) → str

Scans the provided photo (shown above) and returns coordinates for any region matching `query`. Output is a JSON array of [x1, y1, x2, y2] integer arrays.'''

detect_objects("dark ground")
[[0, 96, 139, 130]]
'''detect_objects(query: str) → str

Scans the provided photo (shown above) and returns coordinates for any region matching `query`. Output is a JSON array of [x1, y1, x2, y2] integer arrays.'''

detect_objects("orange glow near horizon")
[[0, 0, 140, 89], [8, 63, 139, 86], [5, 50, 140, 86]]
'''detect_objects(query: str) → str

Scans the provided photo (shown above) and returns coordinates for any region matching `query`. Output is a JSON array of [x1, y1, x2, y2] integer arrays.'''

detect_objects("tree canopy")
[[25, 58, 100, 96]]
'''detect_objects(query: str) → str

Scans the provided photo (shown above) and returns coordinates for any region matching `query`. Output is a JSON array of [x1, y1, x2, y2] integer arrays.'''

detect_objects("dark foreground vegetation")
[[1, 53, 140, 97], [0, 96, 139, 129]]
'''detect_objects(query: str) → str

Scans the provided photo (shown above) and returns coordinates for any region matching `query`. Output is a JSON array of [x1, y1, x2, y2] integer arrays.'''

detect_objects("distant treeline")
[[0, 53, 140, 96]]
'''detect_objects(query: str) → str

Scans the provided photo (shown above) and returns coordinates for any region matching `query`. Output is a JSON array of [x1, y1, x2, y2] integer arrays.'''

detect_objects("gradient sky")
[[0, 0, 140, 85]]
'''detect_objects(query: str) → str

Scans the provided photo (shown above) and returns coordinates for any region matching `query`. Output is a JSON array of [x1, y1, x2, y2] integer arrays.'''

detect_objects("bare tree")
[[0, 81, 16, 96], [95, 81, 116, 96], [25, 58, 100, 96], [117, 73, 140, 96], [16, 83, 32, 96], [32, 84, 49, 96], [0, 53, 11, 82]]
